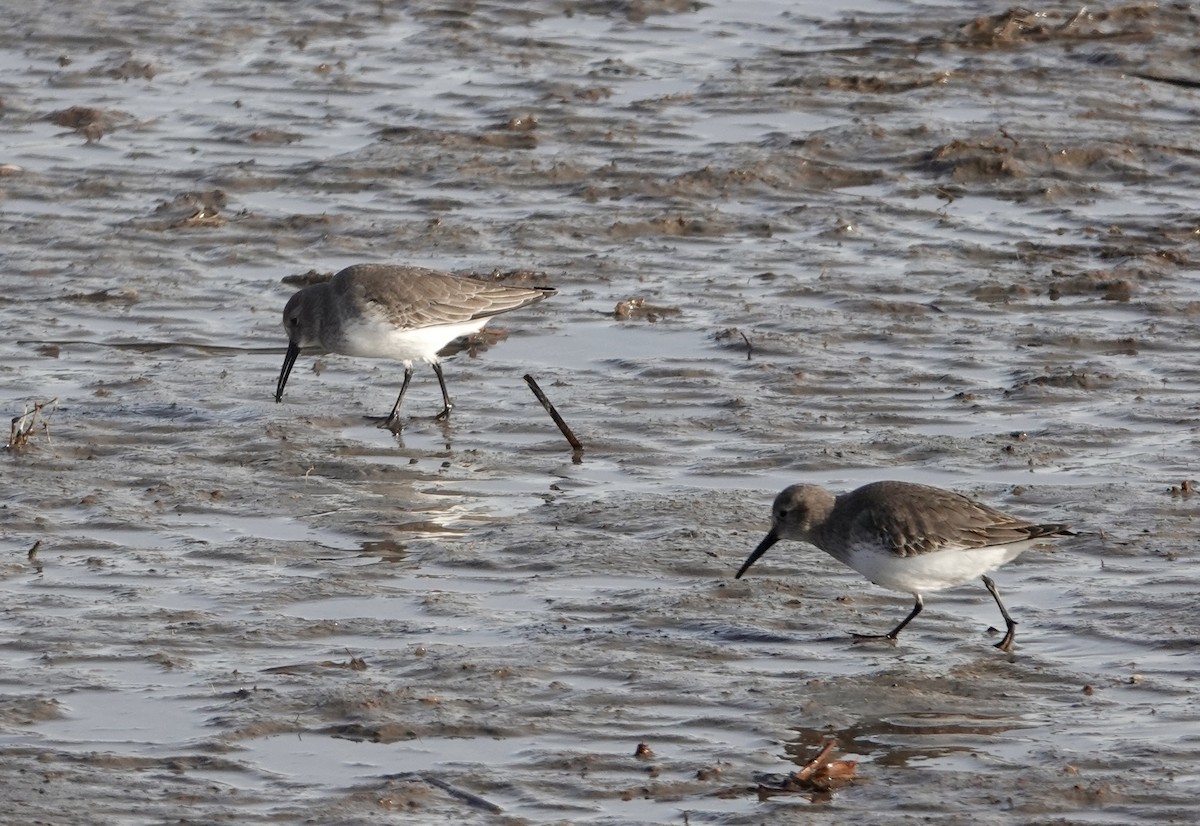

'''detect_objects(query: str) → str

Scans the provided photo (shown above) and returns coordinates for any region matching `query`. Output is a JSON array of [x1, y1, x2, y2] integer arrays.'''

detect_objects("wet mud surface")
[[3, 1, 1200, 823]]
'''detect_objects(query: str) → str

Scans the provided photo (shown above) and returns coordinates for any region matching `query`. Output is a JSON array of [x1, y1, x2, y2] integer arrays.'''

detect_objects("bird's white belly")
[[337, 317, 489, 363], [843, 542, 1031, 595]]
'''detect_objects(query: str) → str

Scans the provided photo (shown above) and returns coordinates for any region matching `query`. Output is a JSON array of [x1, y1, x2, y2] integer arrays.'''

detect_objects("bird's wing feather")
[[337, 265, 550, 330], [840, 482, 1068, 558]]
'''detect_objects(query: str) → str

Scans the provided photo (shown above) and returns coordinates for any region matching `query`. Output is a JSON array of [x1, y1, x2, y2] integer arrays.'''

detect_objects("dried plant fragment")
[[8, 398, 58, 451]]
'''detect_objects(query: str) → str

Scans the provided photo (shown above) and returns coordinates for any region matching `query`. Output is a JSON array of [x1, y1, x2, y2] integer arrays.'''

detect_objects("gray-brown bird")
[[275, 264, 554, 428], [736, 481, 1072, 650]]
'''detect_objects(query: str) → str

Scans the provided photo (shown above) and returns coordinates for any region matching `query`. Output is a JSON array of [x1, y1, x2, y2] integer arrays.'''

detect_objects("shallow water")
[[3, 0, 1200, 823]]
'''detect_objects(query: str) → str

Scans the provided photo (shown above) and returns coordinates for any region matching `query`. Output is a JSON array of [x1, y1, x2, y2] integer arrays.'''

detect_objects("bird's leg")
[[852, 594, 923, 644], [432, 362, 454, 421], [376, 366, 413, 429], [982, 575, 1017, 652]]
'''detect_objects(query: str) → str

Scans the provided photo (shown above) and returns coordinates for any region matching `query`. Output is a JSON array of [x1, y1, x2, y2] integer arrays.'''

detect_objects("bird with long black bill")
[[735, 481, 1072, 651], [275, 264, 554, 429]]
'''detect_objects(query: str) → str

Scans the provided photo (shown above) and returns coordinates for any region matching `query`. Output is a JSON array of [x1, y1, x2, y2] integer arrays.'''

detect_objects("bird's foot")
[[992, 628, 1017, 653], [850, 632, 898, 646], [364, 414, 405, 432], [434, 404, 453, 422]]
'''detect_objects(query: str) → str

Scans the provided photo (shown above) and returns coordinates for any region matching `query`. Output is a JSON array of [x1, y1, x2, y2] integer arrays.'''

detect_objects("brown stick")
[[419, 775, 502, 814], [28, 539, 43, 574], [739, 331, 753, 361], [524, 374, 583, 452]]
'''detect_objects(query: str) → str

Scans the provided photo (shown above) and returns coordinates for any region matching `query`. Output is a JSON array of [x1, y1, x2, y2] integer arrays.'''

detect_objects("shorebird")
[[735, 481, 1072, 650], [275, 264, 554, 428]]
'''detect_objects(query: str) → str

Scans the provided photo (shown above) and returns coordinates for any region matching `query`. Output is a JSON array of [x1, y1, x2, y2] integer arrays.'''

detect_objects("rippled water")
[[3, 0, 1200, 823]]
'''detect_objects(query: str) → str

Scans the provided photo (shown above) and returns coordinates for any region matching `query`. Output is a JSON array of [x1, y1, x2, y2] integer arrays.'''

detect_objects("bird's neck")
[[805, 494, 840, 552]]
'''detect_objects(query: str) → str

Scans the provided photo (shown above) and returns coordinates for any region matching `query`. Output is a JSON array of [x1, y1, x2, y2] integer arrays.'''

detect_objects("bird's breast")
[[839, 541, 1028, 595], [337, 316, 490, 363]]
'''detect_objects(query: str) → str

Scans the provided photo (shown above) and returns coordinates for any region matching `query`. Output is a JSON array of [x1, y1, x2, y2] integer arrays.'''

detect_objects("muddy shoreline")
[[3, 1, 1200, 823]]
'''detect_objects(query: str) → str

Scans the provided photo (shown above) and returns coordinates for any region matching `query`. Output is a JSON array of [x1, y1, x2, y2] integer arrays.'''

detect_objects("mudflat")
[[2, 2, 1198, 822]]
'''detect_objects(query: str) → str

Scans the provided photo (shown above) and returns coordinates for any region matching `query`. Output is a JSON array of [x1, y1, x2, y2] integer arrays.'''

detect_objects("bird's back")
[[335, 264, 554, 331], [825, 481, 1070, 560]]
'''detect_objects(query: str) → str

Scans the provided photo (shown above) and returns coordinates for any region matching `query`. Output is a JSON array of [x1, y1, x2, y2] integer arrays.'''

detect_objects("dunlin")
[[735, 481, 1072, 650], [275, 264, 554, 428]]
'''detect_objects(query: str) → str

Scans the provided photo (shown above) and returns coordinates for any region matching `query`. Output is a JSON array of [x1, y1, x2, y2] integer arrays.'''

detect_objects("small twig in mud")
[[998, 126, 1019, 147], [418, 774, 503, 814], [28, 540, 43, 574], [739, 331, 753, 361], [524, 374, 584, 453], [935, 185, 962, 204], [1133, 73, 1200, 91], [715, 327, 756, 359], [1059, 5, 1088, 31], [7, 398, 58, 451]]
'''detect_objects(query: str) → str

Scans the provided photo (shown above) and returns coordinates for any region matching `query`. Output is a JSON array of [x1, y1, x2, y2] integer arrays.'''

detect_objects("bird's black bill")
[[735, 531, 778, 579], [275, 341, 300, 403]]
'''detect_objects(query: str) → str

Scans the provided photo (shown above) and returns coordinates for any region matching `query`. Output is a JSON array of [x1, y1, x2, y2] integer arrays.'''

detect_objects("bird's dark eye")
[[777, 509, 787, 519]]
